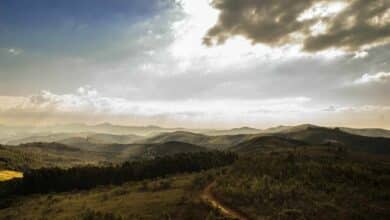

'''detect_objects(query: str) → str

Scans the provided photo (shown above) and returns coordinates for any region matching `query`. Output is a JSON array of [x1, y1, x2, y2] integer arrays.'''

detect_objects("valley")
[[1, 123, 390, 219]]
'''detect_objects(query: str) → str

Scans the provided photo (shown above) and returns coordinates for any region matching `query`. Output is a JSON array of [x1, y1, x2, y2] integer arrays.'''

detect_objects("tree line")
[[0, 151, 237, 198]]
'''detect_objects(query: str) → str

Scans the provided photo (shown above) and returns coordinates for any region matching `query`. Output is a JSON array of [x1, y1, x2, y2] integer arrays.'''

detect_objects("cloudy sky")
[[0, 0, 389, 128]]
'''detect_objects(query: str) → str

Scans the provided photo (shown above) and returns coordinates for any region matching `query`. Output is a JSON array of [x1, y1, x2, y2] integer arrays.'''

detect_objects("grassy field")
[[0, 173, 225, 220], [0, 170, 23, 182]]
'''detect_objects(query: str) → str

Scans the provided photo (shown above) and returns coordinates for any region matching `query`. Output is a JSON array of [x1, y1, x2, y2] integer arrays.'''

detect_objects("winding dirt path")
[[201, 182, 249, 220]]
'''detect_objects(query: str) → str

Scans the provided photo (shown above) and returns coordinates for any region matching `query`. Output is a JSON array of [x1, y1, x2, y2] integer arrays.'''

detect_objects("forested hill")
[[0, 151, 237, 197]]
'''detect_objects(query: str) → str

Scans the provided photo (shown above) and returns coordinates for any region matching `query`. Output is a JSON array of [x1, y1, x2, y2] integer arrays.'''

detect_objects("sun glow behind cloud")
[[297, 1, 348, 21], [170, 0, 349, 73], [0, 0, 389, 128]]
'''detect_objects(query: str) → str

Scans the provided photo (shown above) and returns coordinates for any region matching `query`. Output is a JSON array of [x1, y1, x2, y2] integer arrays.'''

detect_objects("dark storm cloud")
[[203, 0, 390, 52]]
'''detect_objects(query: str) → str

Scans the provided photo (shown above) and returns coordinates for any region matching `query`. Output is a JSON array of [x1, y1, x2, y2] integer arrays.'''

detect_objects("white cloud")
[[354, 72, 390, 84], [169, 0, 347, 74], [0, 87, 315, 123], [7, 48, 23, 56], [1, 87, 390, 128], [353, 51, 368, 59], [297, 1, 349, 22]]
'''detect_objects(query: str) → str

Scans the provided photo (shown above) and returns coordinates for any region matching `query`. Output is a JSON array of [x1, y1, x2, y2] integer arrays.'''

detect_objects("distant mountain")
[[0, 123, 174, 141], [121, 141, 208, 159], [143, 131, 253, 150], [261, 124, 318, 134], [87, 133, 143, 144], [6, 133, 143, 146], [15, 142, 81, 153], [228, 124, 390, 155], [230, 136, 307, 154], [261, 124, 390, 139], [145, 131, 210, 145], [205, 127, 262, 136], [282, 126, 390, 154], [0, 123, 266, 145], [339, 127, 390, 138], [2, 123, 390, 156], [0, 142, 110, 170], [6, 133, 79, 145]]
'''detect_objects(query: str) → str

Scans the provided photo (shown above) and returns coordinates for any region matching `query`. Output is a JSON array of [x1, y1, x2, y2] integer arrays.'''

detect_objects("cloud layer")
[[0, 87, 389, 128], [0, 0, 389, 128], [354, 72, 390, 84], [204, 0, 390, 52]]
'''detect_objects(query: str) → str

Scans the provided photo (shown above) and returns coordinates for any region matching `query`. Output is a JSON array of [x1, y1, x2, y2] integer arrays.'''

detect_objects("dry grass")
[[0, 170, 23, 181]]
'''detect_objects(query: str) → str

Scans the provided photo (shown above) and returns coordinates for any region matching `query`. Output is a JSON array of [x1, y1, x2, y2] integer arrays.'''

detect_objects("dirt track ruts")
[[201, 181, 249, 220]]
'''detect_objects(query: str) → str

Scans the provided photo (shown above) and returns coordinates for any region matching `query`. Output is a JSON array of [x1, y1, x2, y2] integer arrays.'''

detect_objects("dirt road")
[[201, 182, 249, 220]]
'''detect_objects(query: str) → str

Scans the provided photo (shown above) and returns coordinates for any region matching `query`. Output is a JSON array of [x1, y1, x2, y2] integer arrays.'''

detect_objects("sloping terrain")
[[212, 148, 390, 219], [7, 133, 143, 146], [6, 133, 79, 145], [230, 135, 307, 154], [0, 145, 44, 170], [102, 141, 209, 161], [227, 125, 390, 155], [283, 126, 390, 154], [2, 140, 211, 169], [133, 141, 208, 159], [205, 127, 261, 136], [144, 131, 254, 150], [1, 143, 111, 169], [0, 174, 220, 220], [340, 127, 390, 138]]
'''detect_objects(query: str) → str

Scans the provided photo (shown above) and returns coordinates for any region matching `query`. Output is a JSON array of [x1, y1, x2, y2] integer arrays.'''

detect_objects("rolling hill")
[[282, 126, 390, 154], [6, 133, 143, 146], [230, 135, 307, 154], [339, 127, 390, 138], [143, 131, 254, 150], [226, 124, 390, 155], [1, 142, 113, 169], [118, 141, 209, 160]]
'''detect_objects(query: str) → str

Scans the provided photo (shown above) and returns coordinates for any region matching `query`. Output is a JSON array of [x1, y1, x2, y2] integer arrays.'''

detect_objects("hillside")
[[6, 133, 143, 146], [2, 140, 214, 170], [283, 126, 390, 154], [0, 173, 223, 220], [1, 143, 111, 169], [230, 135, 307, 154], [144, 131, 253, 150], [262, 124, 390, 139], [135, 141, 208, 159], [204, 126, 262, 136], [0, 145, 44, 170], [340, 127, 390, 138], [212, 148, 390, 219], [5, 133, 76, 145]]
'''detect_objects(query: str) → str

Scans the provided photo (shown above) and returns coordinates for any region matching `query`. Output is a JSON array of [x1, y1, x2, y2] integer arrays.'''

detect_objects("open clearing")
[[0, 170, 23, 181]]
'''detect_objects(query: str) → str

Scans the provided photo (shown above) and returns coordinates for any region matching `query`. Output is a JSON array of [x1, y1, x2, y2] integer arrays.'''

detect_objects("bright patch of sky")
[[0, 0, 389, 128]]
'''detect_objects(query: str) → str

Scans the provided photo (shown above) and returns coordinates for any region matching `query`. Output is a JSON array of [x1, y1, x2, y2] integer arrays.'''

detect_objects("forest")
[[0, 151, 237, 197]]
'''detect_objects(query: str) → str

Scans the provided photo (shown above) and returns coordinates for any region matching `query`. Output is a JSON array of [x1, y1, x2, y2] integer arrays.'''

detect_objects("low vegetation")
[[0, 173, 227, 220], [212, 148, 390, 219]]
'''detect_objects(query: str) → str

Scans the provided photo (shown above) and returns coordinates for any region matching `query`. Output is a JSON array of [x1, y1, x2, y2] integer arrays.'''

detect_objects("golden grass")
[[0, 170, 23, 181]]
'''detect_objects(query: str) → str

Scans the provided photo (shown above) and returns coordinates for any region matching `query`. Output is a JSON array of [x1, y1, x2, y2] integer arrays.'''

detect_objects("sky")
[[0, 0, 389, 129]]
